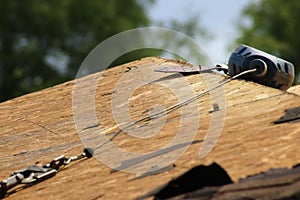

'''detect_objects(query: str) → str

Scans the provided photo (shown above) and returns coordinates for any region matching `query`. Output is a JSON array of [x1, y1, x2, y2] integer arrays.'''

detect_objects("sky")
[[147, 0, 251, 65]]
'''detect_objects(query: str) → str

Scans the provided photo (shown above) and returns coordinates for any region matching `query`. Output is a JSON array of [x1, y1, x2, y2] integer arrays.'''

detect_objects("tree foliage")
[[152, 15, 212, 66], [0, 0, 152, 102], [235, 0, 300, 84]]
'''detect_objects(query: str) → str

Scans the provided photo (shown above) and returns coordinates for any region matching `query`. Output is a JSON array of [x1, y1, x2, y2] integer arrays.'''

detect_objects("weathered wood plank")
[[0, 57, 299, 199]]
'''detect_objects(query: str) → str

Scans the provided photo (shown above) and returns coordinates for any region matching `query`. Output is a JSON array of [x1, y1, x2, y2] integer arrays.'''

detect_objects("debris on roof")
[[138, 162, 232, 200], [152, 162, 300, 200], [274, 106, 300, 124]]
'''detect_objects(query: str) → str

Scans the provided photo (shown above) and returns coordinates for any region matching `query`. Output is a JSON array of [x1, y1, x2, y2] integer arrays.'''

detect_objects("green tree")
[[235, 0, 300, 84], [111, 15, 212, 70], [0, 0, 153, 102]]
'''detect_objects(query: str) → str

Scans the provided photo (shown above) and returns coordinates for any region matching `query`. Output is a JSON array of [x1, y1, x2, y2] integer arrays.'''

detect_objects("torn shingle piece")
[[274, 106, 300, 124]]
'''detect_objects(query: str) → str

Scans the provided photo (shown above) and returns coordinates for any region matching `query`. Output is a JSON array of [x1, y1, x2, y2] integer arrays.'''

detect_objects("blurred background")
[[0, 0, 299, 102]]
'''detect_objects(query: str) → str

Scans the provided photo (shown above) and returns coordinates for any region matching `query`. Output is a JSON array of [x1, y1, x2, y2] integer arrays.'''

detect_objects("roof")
[[1, 57, 300, 199], [288, 84, 300, 96]]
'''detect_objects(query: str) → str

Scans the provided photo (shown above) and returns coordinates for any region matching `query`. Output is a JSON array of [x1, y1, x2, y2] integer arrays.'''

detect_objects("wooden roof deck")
[[1, 57, 300, 199]]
